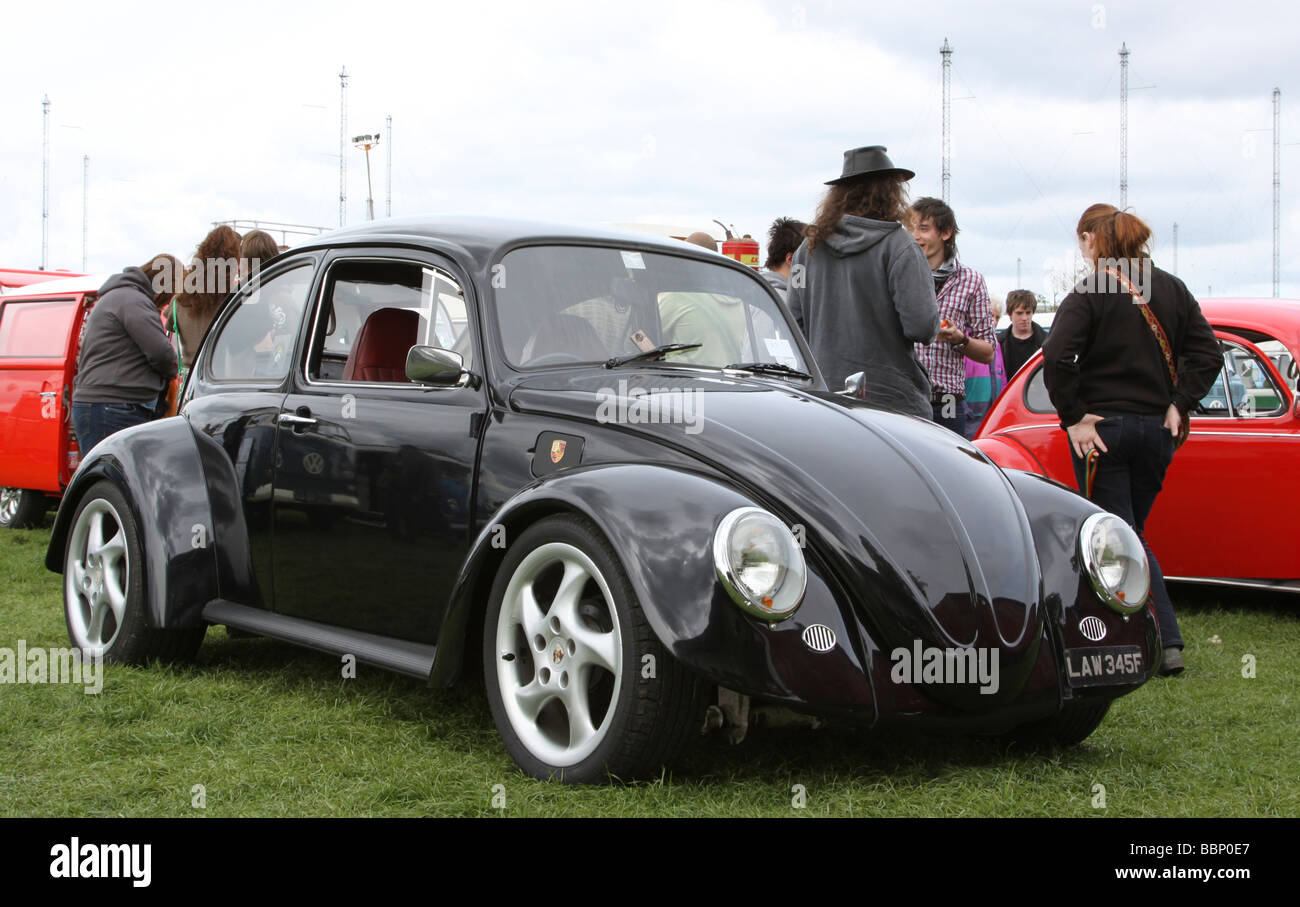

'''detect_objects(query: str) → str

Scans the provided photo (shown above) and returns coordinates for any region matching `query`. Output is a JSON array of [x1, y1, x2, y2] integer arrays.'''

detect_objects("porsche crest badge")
[[550, 440, 567, 463]]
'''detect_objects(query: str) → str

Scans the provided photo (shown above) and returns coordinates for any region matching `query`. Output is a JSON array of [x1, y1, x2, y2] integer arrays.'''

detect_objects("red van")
[[0, 273, 99, 527]]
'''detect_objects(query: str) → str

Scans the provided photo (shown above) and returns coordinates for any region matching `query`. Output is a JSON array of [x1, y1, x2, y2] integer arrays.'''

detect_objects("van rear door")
[[0, 293, 85, 493]]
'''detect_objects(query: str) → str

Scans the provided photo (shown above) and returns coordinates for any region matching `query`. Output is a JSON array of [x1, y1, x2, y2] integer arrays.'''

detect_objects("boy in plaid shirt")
[[909, 198, 996, 434]]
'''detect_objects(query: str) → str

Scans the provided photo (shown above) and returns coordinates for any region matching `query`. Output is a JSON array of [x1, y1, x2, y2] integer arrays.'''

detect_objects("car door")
[[1153, 332, 1299, 582], [269, 250, 485, 643], [182, 255, 320, 610]]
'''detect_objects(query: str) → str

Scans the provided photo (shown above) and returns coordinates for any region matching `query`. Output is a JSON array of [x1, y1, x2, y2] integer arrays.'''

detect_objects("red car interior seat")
[[343, 308, 419, 382]]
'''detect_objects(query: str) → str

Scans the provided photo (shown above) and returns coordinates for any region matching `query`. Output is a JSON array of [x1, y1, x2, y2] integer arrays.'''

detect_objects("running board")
[[1165, 577, 1300, 595], [203, 600, 437, 680]]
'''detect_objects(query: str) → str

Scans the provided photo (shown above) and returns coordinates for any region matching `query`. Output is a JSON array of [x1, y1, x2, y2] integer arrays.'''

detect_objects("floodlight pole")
[[386, 114, 392, 218], [353, 134, 379, 221]]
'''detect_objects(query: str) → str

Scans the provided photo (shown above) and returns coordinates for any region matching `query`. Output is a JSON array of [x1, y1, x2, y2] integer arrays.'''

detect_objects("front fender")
[[431, 463, 877, 718], [1004, 468, 1161, 695], [45, 417, 250, 629]]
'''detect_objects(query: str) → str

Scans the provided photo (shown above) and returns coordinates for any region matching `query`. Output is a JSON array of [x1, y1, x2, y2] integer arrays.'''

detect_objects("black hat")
[[826, 145, 915, 185]]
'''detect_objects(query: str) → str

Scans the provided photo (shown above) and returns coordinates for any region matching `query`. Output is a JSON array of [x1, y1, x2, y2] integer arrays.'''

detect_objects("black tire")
[[1009, 699, 1111, 748], [482, 513, 703, 783], [62, 480, 205, 665], [0, 487, 47, 529]]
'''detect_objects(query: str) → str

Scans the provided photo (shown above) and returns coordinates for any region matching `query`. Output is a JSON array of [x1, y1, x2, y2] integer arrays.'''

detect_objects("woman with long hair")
[[1041, 203, 1221, 676], [786, 146, 938, 417], [172, 225, 241, 376]]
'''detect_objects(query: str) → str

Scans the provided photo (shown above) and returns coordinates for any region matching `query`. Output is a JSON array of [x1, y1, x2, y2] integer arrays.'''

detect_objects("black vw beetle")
[[47, 217, 1159, 782]]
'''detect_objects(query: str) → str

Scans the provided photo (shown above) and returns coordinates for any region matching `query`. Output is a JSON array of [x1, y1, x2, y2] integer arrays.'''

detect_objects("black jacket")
[[1041, 265, 1221, 428]]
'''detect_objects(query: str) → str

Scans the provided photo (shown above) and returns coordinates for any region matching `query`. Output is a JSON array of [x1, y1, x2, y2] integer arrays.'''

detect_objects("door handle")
[[277, 413, 317, 427]]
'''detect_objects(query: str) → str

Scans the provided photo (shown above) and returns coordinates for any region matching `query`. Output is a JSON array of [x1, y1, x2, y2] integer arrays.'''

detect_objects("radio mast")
[[941, 38, 952, 203], [339, 66, 349, 227], [1119, 44, 1129, 208]]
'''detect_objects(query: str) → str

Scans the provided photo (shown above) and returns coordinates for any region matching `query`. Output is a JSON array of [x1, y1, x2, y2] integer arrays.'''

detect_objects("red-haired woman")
[[1041, 204, 1221, 676], [171, 225, 241, 378]]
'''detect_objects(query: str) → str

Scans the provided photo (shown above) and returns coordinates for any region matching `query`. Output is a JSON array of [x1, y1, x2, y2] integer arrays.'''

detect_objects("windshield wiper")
[[723, 361, 814, 380], [604, 343, 702, 368]]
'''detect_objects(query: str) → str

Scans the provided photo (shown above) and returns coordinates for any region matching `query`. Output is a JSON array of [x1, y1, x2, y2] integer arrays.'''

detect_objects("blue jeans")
[[71, 401, 158, 455], [1068, 411, 1182, 649], [931, 397, 967, 436]]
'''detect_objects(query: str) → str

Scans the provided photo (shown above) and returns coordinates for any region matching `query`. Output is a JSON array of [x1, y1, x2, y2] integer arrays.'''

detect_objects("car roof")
[[0, 273, 109, 297], [1200, 297, 1300, 348], [292, 214, 735, 272], [0, 268, 86, 291]]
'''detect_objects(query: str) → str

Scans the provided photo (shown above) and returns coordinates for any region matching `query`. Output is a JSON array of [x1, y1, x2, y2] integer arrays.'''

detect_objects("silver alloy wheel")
[[65, 497, 130, 656], [494, 542, 623, 767], [0, 488, 19, 523]]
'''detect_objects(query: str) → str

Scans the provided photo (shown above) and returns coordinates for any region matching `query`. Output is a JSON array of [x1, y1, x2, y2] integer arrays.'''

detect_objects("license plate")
[[1064, 645, 1145, 687]]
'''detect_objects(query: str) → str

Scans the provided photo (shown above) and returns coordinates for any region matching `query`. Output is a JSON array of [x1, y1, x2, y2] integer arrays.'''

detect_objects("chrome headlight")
[[712, 507, 807, 621], [1079, 512, 1149, 614]]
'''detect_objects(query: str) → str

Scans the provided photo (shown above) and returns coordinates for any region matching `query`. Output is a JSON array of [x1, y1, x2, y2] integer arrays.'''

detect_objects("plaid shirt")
[[915, 261, 995, 396]]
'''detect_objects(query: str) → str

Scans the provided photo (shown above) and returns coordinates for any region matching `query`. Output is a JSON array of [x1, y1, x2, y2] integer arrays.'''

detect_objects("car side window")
[[1223, 341, 1286, 417], [209, 264, 313, 382], [1196, 362, 1235, 416], [305, 258, 472, 384], [1024, 364, 1053, 414]]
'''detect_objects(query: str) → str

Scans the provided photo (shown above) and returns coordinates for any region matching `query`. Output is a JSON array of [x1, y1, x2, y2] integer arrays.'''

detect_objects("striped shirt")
[[915, 261, 995, 395]]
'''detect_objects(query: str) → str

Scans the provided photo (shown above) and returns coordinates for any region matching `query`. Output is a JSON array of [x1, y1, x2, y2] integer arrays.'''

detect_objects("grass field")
[[2, 519, 1296, 817]]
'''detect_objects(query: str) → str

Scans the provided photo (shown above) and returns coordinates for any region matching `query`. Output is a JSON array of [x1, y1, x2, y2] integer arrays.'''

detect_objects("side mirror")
[[839, 371, 866, 399], [406, 345, 469, 387]]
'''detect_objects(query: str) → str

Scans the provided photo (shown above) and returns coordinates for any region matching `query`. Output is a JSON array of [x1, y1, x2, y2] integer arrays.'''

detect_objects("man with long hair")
[[787, 146, 938, 417]]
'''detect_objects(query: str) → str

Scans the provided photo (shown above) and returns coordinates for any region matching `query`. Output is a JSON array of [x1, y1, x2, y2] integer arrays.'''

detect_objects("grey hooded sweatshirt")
[[73, 267, 178, 404], [787, 216, 939, 418]]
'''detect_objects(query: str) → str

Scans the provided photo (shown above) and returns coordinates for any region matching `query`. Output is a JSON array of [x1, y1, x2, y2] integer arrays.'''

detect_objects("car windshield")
[[494, 244, 808, 374]]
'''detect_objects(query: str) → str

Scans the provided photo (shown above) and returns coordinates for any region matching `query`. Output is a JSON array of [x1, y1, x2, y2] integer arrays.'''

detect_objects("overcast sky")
[[2, 0, 1296, 301]]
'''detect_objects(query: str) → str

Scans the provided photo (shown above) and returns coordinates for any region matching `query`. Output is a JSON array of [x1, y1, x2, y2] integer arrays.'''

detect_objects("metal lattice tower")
[[1119, 44, 1129, 208], [1172, 222, 1178, 276], [1274, 87, 1281, 297], [339, 66, 349, 227], [41, 95, 50, 270], [386, 114, 392, 218], [941, 38, 952, 203]]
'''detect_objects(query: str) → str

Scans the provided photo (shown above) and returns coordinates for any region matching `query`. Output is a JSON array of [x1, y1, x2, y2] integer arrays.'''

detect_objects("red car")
[[0, 273, 97, 528], [976, 297, 1300, 594]]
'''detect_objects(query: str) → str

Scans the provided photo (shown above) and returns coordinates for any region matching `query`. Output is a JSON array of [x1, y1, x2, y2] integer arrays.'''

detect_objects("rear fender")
[[45, 417, 251, 628]]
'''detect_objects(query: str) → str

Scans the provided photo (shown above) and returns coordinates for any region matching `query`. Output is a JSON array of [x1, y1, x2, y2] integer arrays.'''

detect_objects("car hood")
[[509, 370, 1044, 708]]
